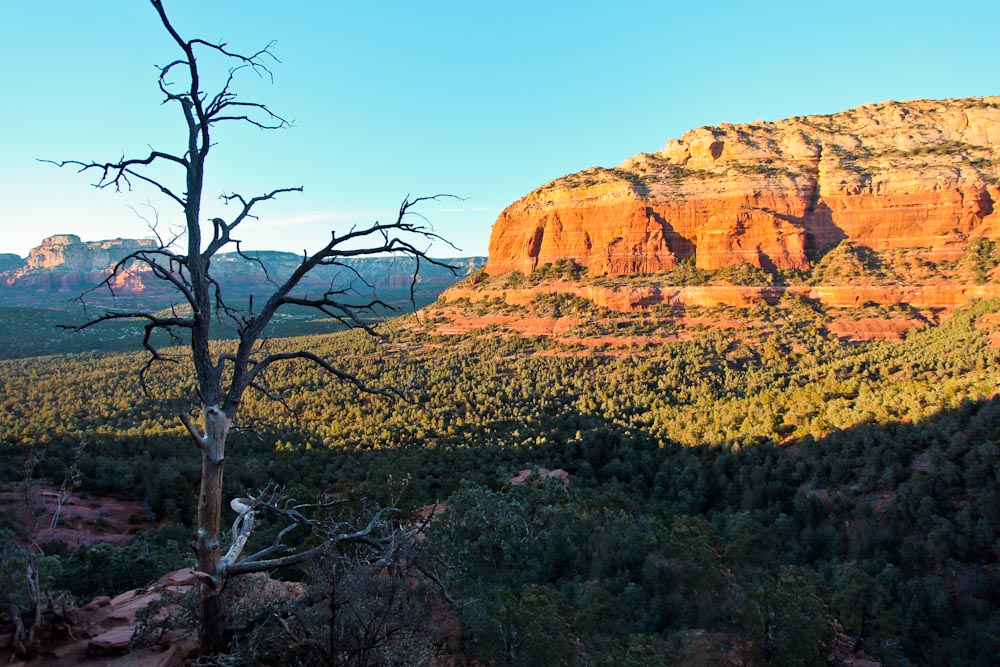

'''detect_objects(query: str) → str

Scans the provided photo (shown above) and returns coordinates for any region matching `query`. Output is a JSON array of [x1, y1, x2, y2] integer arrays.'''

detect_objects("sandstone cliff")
[[486, 97, 1000, 275]]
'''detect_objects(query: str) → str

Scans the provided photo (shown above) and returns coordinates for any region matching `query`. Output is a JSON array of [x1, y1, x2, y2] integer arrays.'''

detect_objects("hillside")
[[2, 299, 1000, 665]]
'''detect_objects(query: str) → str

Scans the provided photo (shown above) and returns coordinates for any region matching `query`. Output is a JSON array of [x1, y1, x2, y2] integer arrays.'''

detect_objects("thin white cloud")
[[255, 211, 385, 228], [432, 205, 503, 214], [255, 203, 501, 228]]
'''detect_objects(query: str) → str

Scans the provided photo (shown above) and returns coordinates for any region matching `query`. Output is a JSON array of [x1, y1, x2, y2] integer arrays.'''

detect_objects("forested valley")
[[2, 293, 999, 666]]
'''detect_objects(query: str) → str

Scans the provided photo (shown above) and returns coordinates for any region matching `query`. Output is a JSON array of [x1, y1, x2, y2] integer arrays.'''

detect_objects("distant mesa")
[[0, 233, 484, 309], [23, 234, 158, 273], [485, 96, 1000, 276], [0, 234, 160, 298]]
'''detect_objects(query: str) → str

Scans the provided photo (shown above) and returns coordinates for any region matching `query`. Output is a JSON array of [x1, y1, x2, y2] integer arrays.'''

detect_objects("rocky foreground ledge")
[[2, 569, 199, 667]]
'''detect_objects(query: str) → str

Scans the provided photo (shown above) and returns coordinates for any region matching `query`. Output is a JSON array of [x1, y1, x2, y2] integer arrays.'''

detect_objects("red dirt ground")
[[0, 485, 156, 547]]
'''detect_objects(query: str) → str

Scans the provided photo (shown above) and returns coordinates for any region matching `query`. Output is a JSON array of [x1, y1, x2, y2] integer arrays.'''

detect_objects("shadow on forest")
[[1, 380, 998, 665]]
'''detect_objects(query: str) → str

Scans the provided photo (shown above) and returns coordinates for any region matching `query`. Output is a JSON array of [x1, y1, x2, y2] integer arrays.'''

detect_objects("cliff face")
[[486, 97, 1000, 275]]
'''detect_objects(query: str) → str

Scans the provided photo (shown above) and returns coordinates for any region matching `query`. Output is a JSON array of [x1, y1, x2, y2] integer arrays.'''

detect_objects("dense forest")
[[1, 292, 999, 665]]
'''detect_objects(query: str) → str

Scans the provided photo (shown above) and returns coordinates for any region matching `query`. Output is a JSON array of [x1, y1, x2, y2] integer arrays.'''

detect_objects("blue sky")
[[1, 0, 997, 258]]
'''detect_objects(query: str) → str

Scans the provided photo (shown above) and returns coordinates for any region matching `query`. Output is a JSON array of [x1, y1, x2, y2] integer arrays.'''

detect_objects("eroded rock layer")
[[486, 97, 1000, 275]]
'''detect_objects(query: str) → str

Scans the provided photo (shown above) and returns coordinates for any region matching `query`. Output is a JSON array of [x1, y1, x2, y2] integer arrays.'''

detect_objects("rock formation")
[[22, 234, 158, 273], [1, 235, 160, 299], [0, 235, 485, 308], [0, 569, 199, 667], [486, 97, 1000, 275]]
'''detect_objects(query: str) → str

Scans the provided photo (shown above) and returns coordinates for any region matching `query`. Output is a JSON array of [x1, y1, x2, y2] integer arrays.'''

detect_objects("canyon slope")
[[486, 97, 1000, 276]]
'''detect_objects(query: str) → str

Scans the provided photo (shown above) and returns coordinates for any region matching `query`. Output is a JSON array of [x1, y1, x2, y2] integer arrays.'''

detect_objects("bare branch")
[[150, 1, 191, 53], [280, 292, 391, 335], [245, 351, 405, 400], [41, 152, 188, 207], [233, 241, 281, 290], [127, 202, 186, 250], [179, 413, 206, 451], [240, 522, 300, 565], [224, 507, 401, 577], [210, 106, 290, 130], [187, 38, 281, 81], [220, 504, 256, 568], [231, 195, 459, 363], [206, 186, 303, 256], [58, 310, 190, 333], [247, 380, 299, 422], [63, 246, 193, 312]]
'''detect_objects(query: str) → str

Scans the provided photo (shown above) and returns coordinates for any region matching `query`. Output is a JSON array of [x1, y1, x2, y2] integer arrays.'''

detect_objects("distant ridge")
[[0, 234, 484, 310]]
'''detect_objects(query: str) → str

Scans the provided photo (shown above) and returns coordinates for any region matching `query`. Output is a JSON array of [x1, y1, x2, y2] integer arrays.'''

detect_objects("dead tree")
[[220, 488, 451, 666], [47, 0, 454, 655]]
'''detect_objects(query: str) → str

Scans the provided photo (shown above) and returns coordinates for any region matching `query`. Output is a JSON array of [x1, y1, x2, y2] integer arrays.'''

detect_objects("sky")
[[1, 0, 998, 259]]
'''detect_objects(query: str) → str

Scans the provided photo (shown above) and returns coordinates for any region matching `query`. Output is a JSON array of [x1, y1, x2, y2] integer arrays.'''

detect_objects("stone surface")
[[0, 235, 159, 298], [0, 568, 199, 667], [88, 626, 136, 656], [485, 97, 1000, 276], [106, 644, 186, 667]]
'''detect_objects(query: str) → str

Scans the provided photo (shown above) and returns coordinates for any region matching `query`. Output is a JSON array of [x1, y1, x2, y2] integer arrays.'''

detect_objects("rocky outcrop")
[[1, 569, 200, 667], [0, 568, 311, 667], [486, 97, 1000, 275]]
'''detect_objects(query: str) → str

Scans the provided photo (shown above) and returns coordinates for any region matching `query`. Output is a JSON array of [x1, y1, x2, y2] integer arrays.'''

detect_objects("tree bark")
[[196, 404, 231, 654]]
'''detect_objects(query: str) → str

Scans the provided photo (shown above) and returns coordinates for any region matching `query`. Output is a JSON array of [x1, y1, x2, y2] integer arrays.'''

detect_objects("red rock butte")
[[485, 97, 1000, 276]]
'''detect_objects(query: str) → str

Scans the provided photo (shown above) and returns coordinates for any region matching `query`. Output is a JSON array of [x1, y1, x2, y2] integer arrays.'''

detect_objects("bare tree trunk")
[[196, 404, 231, 654], [200, 593, 229, 655], [329, 562, 339, 666]]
